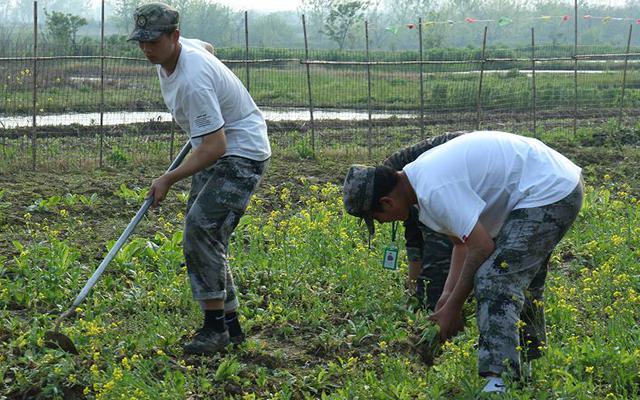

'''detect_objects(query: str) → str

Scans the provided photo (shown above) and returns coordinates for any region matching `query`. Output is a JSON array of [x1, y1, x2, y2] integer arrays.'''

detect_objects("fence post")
[[531, 27, 537, 138], [573, 0, 578, 136], [619, 24, 633, 126], [244, 11, 250, 92], [418, 17, 425, 139], [31, 0, 38, 171], [302, 14, 316, 155], [170, 118, 175, 161], [99, 0, 105, 168], [365, 21, 373, 159], [476, 26, 488, 130]]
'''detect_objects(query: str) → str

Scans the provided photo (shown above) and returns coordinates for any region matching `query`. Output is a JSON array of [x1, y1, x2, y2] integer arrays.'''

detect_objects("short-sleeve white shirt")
[[403, 131, 582, 241], [157, 37, 271, 161]]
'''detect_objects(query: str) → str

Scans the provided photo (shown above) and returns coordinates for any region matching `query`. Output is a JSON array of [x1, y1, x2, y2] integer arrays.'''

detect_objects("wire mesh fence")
[[1, 2, 640, 173]]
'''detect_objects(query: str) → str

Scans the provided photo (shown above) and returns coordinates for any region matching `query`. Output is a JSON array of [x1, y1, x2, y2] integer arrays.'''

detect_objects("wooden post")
[[531, 28, 537, 137], [31, 0, 38, 171], [573, 0, 578, 136], [244, 11, 250, 92], [418, 17, 425, 139], [476, 26, 488, 130], [619, 24, 633, 125], [365, 21, 373, 159], [302, 14, 316, 155], [99, 0, 105, 168], [170, 118, 175, 161]]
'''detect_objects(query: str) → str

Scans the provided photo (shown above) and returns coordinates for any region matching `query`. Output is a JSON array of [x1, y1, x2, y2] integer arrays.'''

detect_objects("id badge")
[[382, 245, 399, 270]]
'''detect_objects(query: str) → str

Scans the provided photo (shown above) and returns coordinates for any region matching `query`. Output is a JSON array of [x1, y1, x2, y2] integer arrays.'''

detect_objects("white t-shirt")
[[179, 37, 212, 54], [403, 131, 582, 241], [157, 37, 271, 161]]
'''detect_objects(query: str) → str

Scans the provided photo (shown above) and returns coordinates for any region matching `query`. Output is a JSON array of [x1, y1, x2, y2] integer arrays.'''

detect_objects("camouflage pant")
[[475, 180, 583, 378], [416, 225, 452, 310], [184, 156, 268, 312]]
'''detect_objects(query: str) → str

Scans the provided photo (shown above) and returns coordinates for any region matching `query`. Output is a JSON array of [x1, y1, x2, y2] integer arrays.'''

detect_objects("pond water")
[[0, 107, 416, 129]]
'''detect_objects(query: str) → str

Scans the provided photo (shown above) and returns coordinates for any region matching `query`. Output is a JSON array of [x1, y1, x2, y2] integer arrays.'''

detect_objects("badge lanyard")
[[382, 221, 399, 270]]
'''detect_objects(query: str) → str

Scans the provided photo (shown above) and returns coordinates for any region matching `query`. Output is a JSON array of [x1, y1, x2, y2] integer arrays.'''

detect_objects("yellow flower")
[[499, 260, 509, 269], [585, 366, 594, 374], [611, 234, 625, 246]]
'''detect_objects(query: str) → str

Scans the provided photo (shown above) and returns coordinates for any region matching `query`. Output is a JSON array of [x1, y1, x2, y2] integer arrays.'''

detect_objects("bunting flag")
[[498, 17, 513, 26], [382, 13, 640, 34]]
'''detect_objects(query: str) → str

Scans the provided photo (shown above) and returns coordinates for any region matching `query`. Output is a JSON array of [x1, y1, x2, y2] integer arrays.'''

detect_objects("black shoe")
[[183, 328, 230, 355], [230, 331, 246, 346]]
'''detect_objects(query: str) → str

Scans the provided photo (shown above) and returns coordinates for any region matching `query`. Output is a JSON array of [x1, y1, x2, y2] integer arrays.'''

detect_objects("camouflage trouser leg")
[[474, 180, 583, 378], [184, 156, 268, 312], [416, 224, 452, 310]]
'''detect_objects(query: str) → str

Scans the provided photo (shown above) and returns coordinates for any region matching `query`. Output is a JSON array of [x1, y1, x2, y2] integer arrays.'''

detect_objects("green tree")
[[178, 0, 238, 46], [323, 0, 371, 50], [44, 10, 87, 53], [112, 0, 140, 34]]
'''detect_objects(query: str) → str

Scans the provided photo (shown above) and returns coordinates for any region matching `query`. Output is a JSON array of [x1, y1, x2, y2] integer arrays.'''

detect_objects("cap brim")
[[363, 214, 375, 237], [127, 29, 164, 42]]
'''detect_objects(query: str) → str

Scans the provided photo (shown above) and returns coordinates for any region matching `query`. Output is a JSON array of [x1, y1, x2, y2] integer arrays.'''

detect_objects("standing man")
[[343, 131, 583, 393], [129, 2, 271, 355], [382, 132, 467, 310]]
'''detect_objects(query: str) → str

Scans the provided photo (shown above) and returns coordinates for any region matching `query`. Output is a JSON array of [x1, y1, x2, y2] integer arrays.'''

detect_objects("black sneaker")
[[183, 329, 230, 355]]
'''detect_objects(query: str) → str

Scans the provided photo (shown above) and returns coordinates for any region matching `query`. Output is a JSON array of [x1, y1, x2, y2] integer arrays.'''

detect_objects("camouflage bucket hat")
[[128, 2, 179, 42], [343, 165, 376, 237]]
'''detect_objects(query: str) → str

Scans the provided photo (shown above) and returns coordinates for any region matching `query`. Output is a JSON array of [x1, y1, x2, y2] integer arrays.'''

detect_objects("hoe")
[[45, 140, 192, 353]]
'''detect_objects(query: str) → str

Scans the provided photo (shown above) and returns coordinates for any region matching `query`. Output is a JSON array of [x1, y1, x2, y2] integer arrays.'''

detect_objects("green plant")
[[293, 136, 315, 159], [114, 183, 147, 204], [26, 195, 62, 212], [107, 146, 129, 167]]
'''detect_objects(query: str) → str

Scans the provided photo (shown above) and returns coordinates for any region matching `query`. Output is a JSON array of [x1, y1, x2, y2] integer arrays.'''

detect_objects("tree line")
[[1, 0, 640, 56]]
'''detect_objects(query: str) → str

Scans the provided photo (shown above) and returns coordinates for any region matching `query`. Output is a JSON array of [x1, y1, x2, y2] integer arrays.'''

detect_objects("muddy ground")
[[1, 130, 639, 262]]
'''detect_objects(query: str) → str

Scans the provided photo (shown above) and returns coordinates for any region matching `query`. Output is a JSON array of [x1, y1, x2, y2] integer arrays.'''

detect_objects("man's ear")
[[379, 196, 395, 211]]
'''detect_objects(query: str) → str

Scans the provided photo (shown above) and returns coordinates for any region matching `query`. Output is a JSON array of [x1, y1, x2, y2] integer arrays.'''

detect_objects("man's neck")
[[162, 42, 182, 76], [398, 171, 417, 206]]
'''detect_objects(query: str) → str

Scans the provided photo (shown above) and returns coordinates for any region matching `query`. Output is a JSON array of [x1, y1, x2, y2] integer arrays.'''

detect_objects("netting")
[[2, 4, 640, 172]]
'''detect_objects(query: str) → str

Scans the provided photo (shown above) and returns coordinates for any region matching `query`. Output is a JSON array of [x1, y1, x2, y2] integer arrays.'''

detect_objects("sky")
[[214, 0, 303, 12], [212, 0, 628, 11], [80, 0, 629, 13]]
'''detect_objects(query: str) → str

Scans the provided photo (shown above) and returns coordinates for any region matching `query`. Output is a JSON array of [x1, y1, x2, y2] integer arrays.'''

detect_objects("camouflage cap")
[[343, 165, 376, 237], [128, 2, 179, 42]]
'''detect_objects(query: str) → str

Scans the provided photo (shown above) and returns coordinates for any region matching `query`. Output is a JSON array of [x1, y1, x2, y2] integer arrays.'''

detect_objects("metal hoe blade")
[[44, 141, 192, 353]]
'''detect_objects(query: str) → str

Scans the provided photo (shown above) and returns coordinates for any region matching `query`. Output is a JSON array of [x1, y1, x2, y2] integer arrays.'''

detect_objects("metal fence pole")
[[531, 27, 537, 137], [31, 0, 38, 171], [619, 24, 633, 126], [244, 11, 250, 92], [170, 118, 175, 161], [99, 0, 105, 168], [418, 17, 425, 139], [365, 21, 373, 159], [476, 26, 488, 130], [302, 14, 316, 155], [573, 0, 578, 136]]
